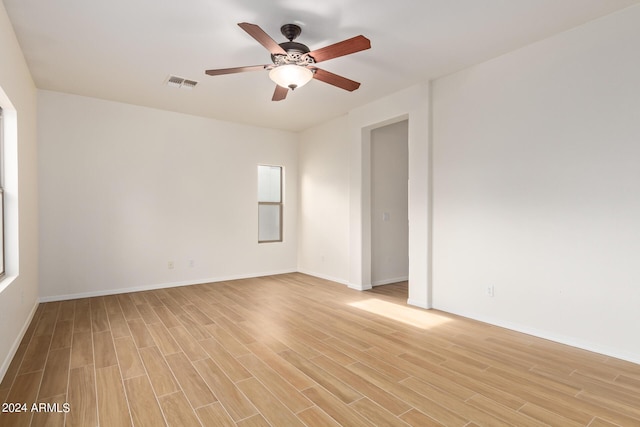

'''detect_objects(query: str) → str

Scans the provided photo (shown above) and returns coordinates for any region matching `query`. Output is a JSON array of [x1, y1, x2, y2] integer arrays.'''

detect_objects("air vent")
[[166, 75, 198, 90], [182, 79, 198, 89]]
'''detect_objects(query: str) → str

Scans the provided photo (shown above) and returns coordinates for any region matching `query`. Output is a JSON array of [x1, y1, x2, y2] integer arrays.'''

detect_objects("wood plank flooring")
[[1, 273, 639, 426]]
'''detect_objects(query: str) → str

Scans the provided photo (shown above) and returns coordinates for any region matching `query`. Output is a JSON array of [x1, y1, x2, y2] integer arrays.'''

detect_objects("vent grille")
[[166, 75, 198, 90], [182, 79, 198, 89]]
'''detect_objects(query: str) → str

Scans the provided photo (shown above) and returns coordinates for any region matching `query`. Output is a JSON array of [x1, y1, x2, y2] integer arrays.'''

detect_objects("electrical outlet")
[[486, 285, 494, 297], [168, 261, 174, 270], [189, 259, 195, 268]]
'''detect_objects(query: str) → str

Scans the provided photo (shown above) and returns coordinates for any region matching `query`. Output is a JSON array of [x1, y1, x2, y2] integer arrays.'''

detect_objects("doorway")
[[370, 120, 409, 288]]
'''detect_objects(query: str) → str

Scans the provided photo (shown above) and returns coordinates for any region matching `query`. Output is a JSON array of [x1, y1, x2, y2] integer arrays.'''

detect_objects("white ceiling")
[[4, 0, 639, 131]]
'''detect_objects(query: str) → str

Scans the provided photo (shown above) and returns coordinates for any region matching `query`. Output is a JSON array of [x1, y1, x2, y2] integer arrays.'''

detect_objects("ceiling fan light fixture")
[[269, 64, 313, 90]]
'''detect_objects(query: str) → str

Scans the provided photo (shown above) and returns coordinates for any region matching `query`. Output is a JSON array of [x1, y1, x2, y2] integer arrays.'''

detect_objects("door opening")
[[370, 120, 409, 288]]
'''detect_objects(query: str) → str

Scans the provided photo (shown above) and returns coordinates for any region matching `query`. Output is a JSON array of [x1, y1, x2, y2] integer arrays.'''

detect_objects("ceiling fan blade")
[[205, 65, 267, 76], [308, 35, 371, 63], [312, 68, 361, 91], [272, 85, 288, 101], [238, 22, 287, 55]]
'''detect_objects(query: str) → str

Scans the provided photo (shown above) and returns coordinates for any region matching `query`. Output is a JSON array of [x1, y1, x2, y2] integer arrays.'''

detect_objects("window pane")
[[258, 165, 281, 202], [258, 204, 281, 242]]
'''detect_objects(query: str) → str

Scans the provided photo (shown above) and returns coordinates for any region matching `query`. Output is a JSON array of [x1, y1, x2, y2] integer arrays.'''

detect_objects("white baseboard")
[[27, 271, 640, 366], [296, 269, 350, 286], [407, 298, 430, 309], [295, 269, 378, 291], [372, 276, 409, 287], [433, 304, 640, 365], [348, 282, 372, 291], [40, 269, 384, 302], [1, 300, 39, 382], [39, 269, 297, 302]]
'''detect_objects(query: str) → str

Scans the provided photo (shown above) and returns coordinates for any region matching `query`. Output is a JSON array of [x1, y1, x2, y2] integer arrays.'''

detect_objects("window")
[[258, 165, 283, 243]]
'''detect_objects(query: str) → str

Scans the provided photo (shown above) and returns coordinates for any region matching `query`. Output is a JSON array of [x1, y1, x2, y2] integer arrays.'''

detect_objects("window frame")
[[257, 165, 283, 243]]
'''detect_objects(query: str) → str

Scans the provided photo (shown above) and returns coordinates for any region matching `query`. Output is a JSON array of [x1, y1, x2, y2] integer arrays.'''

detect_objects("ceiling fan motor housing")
[[270, 24, 314, 65], [279, 41, 310, 54], [281, 23, 302, 41]]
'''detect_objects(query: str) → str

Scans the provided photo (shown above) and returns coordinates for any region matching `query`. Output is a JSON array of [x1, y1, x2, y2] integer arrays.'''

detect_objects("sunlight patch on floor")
[[348, 298, 452, 329]]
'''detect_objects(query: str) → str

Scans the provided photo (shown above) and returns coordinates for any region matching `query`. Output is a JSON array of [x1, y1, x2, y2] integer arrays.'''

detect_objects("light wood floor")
[[1, 273, 639, 426]]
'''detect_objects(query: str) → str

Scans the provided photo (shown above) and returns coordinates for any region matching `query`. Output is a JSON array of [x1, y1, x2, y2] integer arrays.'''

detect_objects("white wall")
[[371, 120, 409, 285], [348, 84, 431, 309], [297, 115, 350, 283], [432, 5, 640, 362], [0, 2, 39, 381], [38, 90, 298, 300], [297, 85, 430, 304]]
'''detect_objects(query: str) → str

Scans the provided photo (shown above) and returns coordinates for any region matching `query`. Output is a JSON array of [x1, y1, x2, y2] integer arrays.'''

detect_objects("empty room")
[[1, 0, 640, 426]]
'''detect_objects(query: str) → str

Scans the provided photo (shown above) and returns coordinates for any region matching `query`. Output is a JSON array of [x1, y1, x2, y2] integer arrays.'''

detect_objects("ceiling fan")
[[205, 22, 371, 101]]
